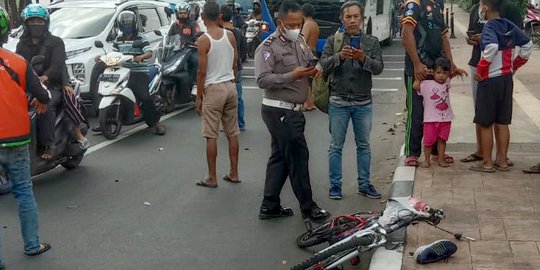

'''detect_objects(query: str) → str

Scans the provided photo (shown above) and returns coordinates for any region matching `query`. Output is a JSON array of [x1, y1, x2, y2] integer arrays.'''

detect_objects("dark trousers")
[[261, 105, 316, 216], [404, 75, 437, 157], [128, 72, 159, 127], [37, 88, 62, 146]]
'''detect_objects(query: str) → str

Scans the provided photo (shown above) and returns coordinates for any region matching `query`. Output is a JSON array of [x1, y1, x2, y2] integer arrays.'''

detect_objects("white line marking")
[[373, 77, 401, 81], [243, 86, 260, 90], [84, 105, 194, 156], [384, 68, 404, 71], [384, 61, 404, 64], [373, 88, 399, 92], [243, 75, 257, 79], [383, 54, 405, 57], [242, 66, 255, 70]]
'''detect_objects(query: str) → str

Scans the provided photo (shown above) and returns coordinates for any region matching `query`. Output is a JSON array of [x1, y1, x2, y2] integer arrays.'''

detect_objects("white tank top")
[[204, 29, 235, 87]]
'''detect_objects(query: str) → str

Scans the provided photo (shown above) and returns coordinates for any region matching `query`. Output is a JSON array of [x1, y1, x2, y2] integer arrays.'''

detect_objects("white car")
[[6, 0, 173, 114]]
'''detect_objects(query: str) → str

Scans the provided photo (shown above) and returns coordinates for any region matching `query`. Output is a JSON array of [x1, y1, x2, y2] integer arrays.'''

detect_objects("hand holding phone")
[[306, 59, 318, 68], [466, 30, 476, 37]]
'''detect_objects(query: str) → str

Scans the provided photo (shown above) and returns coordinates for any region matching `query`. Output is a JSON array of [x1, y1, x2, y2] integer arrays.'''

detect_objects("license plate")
[[100, 74, 120, 82]]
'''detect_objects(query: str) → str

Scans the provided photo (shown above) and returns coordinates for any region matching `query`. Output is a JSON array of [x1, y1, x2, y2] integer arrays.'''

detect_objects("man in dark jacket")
[[221, 5, 248, 130], [0, 7, 51, 268], [319, 1, 384, 200]]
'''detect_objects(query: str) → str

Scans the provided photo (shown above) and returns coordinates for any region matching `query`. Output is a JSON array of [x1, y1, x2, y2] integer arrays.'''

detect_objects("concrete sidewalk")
[[401, 4, 540, 270]]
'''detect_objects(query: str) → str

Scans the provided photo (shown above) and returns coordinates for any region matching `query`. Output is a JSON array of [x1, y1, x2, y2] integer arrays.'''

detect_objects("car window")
[[139, 8, 162, 32], [157, 6, 172, 26], [49, 7, 115, 39]]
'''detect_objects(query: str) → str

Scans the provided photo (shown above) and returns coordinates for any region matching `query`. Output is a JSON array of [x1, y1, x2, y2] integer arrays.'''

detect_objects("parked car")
[[5, 0, 173, 116]]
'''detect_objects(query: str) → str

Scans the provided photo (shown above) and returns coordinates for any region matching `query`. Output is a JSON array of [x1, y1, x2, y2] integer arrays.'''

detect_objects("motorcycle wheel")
[[99, 104, 123, 140], [160, 84, 176, 113], [61, 153, 84, 170], [0, 170, 11, 195], [248, 42, 255, 58]]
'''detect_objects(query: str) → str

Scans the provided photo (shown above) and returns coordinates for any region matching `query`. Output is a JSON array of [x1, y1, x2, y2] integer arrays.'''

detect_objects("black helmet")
[[117, 11, 137, 35]]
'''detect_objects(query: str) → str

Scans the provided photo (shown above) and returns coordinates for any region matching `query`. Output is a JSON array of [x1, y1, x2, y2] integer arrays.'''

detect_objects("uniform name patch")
[[405, 10, 414, 16], [263, 51, 271, 62]]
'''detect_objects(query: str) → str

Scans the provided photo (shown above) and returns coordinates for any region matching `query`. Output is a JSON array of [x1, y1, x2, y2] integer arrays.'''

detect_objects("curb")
[[369, 144, 415, 270]]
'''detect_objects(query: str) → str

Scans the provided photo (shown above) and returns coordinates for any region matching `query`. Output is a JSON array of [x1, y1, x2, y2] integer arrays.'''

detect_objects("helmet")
[[117, 11, 137, 35], [21, 4, 49, 23], [234, 3, 243, 11], [0, 7, 10, 44], [176, 2, 190, 14], [225, 0, 234, 6], [253, 0, 261, 5]]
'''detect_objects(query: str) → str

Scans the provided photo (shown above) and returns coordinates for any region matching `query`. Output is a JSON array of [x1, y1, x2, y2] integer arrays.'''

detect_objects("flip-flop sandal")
[[523, 164, 540, 174], [405, 156, 419, 166], [25, 242, 51, 256], [223, 175, 241, 183], [461, 153, 483, 163], [469, 164, 496, 173], [494, 163, 510, 171], [196, 180, 217, 188]]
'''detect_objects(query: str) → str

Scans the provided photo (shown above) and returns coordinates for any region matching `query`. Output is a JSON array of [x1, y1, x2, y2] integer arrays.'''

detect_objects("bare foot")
[[419, 162, 431, 168], [438, 160, 449, 167]]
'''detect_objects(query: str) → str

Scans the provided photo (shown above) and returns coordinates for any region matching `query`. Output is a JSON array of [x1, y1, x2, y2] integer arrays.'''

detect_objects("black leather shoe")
[[259, 206, 294, 220], [305, 207, 331, 221]]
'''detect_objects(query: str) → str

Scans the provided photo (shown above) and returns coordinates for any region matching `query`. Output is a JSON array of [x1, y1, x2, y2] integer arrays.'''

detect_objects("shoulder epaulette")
[[263, 36, 276, 46]]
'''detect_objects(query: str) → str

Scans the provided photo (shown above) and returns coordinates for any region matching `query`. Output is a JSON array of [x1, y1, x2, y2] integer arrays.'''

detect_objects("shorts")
[[423, 122, 451, 146], [473, 75, 513, 126], [202, 81, 240, 138]]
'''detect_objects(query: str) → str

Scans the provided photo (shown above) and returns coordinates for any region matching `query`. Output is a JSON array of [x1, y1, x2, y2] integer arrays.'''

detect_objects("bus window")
[[376, 0, 384, 15]]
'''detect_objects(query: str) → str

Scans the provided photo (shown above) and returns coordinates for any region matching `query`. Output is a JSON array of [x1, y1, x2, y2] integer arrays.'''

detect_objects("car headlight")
[[66, 47, 91, 60], [70, 63, 85, 82]]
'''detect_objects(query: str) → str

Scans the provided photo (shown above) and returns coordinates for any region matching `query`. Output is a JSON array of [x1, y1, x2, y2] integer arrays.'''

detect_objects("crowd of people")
[[0, 0, 536, 268]]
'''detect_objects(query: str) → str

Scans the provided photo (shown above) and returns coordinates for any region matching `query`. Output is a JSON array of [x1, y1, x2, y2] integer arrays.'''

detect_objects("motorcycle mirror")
[[31, 55, 46, 73], [95, 40, 105, 48], [154, 29, 162, 36]]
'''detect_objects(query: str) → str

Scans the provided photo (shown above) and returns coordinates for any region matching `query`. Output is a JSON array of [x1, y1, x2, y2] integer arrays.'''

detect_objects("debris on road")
[[144, 202, 152, 206], [386, 156, 397, 160], [115, 179, 121, 183], [382, 122, 387, 125], [244, 148, 250, 151], [395, 112, 403, 116], [282, 260, 288, 265], [158, 147, 164, 151], [66, 205, 79, 209]]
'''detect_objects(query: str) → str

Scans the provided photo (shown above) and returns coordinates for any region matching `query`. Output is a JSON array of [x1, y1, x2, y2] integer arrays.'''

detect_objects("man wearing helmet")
[[112, 11, 165, 135], [249, 0, 263, 21], [16, 4, 89, 160], [226, 0, 246, 29], [0, 6, 52, 269], [168, 2, 200, 45]]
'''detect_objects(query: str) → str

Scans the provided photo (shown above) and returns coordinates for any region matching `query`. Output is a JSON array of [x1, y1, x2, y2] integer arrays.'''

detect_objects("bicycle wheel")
[[290, 235, 373, 270], [296, 218, 365, 248]]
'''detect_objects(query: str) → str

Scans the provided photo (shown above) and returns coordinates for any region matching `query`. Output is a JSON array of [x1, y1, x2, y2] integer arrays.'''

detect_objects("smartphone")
[[350, 35, 361, 49], [466, 30, 476, 37], [306, 59, 318, 68]]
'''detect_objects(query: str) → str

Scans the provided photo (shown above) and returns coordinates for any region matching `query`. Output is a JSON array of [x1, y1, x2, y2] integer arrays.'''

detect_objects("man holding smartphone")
[[319, 1, 384, 200]]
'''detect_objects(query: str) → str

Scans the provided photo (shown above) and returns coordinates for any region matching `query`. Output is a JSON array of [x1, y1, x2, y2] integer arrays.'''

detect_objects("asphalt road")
[[0, 39, 406, 270]]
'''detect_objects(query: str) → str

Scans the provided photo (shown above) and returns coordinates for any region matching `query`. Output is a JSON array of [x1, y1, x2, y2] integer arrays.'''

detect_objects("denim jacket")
[[319, 32, 384, 104]]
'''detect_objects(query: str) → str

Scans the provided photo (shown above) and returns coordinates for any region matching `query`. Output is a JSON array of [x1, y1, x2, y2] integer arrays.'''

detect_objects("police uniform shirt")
[[255, 31, 317, 105], [401, 0, 448, 75]]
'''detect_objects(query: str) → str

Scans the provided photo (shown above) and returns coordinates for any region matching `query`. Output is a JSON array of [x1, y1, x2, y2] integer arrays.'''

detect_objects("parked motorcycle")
[[245, 19, 269, 58], [94, 40, 163, 140], [159, 34, 197, 113], [0, 56, 88, 195], [524, 3, 540, 41]]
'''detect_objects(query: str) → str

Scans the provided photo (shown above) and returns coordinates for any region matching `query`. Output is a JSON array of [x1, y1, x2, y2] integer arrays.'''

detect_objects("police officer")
[[254, 0, 330, 221]]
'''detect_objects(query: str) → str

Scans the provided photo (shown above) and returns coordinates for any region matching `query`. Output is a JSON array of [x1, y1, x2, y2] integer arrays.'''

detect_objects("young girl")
[[415, 57, 455, 168]]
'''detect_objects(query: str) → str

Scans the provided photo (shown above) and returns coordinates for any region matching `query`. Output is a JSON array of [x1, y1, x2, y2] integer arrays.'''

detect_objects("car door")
[[137, 5, 168, 53]]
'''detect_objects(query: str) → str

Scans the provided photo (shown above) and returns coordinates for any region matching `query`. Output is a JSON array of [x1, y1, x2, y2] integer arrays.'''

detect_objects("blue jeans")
[[328, 103, 373, 190], [236, 70, 245, 129], [0, 145, 41, 266]]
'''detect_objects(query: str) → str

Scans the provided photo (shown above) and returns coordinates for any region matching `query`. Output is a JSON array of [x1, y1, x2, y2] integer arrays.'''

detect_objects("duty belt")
[[262, 97, 303, 111]]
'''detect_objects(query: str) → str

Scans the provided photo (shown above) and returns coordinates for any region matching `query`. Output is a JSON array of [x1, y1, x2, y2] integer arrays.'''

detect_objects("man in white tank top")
[[195, 2, 240, 188]]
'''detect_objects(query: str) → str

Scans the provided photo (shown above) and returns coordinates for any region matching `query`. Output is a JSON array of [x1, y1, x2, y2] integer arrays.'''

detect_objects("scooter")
[[159, 34, 197, 113], [94, 39, 163, 140], [0, 56, 88, 195], [524, 3, 540, 40], [245, 19, 269, 58]]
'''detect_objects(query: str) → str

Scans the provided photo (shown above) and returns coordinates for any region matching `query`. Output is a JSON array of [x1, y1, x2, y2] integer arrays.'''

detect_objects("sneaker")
[[259, 206, 294, 220], [78, 138, 90, 150], [414, 239, 457, 264], [329, 186, 342, 200], [358, 184, 382, 199]]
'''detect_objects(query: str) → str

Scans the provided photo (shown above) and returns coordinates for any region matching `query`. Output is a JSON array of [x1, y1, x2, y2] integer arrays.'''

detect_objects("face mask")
[[478, 6, 487, 23], [28, 25, 46, 39], [281, 27, 300, 41], [123, 26, 134, 35], [177, 16, 188, 23]]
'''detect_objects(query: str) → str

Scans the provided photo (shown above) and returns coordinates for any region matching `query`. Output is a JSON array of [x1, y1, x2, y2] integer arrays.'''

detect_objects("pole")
[[445, 8, 449, 27], [450, 12, 456, 39]]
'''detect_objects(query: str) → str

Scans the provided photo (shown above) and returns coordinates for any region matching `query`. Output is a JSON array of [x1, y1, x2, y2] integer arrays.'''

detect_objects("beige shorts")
[[202, 81, 239, 138]]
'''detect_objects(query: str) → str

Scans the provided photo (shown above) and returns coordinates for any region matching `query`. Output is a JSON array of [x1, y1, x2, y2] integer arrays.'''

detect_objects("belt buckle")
[[278, 100, 293, 110]]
